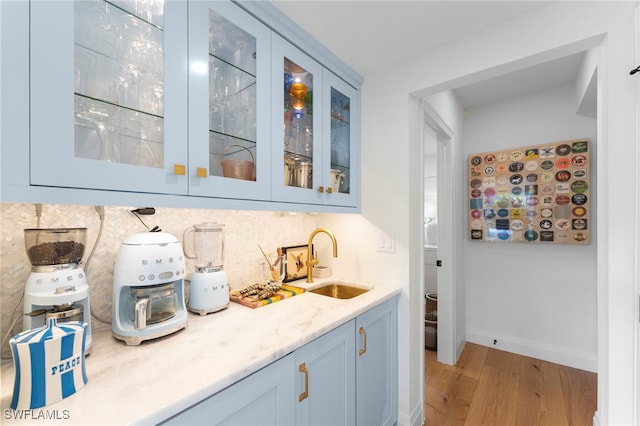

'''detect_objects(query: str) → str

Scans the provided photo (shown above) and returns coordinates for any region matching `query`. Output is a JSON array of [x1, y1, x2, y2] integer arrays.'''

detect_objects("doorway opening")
[[416, 46, 600, 424]]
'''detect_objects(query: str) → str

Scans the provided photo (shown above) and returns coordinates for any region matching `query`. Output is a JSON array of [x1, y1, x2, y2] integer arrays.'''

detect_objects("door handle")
[[298, 362, 309, 401], [196, 167, 207, 178], [359, 326, 367, 356], [173, 164, 186, 176]]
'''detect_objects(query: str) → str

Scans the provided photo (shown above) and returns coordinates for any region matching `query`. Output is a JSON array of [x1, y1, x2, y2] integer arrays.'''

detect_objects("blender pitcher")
[[183, 222, 224, 270], [183, 223, 229, 315]]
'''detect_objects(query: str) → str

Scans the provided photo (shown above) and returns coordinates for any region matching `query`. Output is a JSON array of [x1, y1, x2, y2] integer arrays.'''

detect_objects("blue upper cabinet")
[[21, 0, 361, 210], [187, 1, 271, 200], [30, 0, 189, 195], [271, 35, 360, 207], [271, 34, 324, 205], [323, 69, 360, 208]]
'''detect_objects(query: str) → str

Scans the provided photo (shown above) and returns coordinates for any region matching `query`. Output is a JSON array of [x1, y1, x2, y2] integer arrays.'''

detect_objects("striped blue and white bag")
[[10, 317, 88, 409]]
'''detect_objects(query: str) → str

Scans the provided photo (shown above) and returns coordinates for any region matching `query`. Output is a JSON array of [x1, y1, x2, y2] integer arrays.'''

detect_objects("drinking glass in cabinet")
[[330, 88, 351, 194], [283, 58, 314, 188], [73, 0, 165, 169], [207, 9, 258, 180], [208, 57, 256, 141]]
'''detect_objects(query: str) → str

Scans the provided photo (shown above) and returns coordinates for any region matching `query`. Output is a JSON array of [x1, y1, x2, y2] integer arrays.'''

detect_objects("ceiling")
[[271, 1, 584, 109], [453, 52, 585, 109]]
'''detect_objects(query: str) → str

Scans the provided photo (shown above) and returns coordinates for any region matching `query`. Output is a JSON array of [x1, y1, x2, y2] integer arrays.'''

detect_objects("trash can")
[[425, 293, 437, 351]]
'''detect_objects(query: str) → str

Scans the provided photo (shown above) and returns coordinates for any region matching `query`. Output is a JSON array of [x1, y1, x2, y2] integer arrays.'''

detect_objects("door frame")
[[422, 102, 457, 365], [635, 4, 640, 422], [414, 98, 457, 425]]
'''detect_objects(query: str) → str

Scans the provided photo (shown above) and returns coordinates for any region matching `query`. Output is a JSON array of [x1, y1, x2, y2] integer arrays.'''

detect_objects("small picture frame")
[[282, 244, 312, 283]]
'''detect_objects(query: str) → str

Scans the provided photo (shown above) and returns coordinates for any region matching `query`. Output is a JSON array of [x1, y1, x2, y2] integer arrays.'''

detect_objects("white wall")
[[423, 149, 437, 247], [424, 128, 437, 227], [356, 2, 637, 425], [423, 153, 437, 224], [463, 83, 597, 371]]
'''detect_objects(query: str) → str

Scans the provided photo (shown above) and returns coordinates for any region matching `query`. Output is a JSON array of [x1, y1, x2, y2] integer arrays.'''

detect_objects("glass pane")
[[74, 0, 164, 169], [330, 87, 350, 194], [110, 0, 164, 28], [283, 58, 314, 188], [209, 56, 256, 141], [208, 9, 257, 181]]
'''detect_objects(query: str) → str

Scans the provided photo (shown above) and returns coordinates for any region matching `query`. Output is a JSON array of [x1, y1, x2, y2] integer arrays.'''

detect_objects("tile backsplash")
[[0, 203, 319, 354]]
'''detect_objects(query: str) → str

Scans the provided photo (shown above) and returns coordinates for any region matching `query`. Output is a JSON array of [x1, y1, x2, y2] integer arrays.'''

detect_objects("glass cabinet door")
[[272, 35, 323, 205], [30, 0, 188, 194], [283, 58, 315, 189], [187, 1, 271, 199], [272, 34, 359, 207], [322, 69, 360, 207]]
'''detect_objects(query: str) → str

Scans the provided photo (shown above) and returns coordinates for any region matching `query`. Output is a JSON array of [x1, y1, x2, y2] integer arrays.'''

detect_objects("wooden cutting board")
[[230, 284, 305, 309]]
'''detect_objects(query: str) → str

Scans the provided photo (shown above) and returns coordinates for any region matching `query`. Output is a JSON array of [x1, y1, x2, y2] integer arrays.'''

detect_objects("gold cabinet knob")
[[196, 167, 208, 178], [327, 187, 333, 194], [173, 164, 186, 176], [318, 186, 324, 193]]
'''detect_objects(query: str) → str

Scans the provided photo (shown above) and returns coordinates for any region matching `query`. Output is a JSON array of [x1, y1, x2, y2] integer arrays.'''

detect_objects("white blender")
[[23, 228, 92, 352], [183, 222, 230, 315]]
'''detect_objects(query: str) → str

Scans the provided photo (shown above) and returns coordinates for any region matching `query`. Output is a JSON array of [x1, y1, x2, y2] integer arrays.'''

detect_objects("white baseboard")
[[592, 410, 600, 426], [397, 399, 423, 426], [456, 331, 466, 361], [466, 327, 597, 372]]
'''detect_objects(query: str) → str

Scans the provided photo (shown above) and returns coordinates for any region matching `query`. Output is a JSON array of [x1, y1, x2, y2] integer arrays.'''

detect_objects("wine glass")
[[75, 97, 120, 163]]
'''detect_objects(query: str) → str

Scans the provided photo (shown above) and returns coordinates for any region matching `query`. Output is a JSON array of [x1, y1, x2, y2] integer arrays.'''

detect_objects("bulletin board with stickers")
[[467, 138, 590, 244]]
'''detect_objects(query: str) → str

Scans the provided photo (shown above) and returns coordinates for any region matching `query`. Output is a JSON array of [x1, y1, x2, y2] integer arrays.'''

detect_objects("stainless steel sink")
[[309, 283, 370, 299]]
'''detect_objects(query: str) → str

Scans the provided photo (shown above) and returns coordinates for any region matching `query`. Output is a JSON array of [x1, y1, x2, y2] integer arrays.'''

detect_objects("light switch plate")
[[377, 234, 396, 253]]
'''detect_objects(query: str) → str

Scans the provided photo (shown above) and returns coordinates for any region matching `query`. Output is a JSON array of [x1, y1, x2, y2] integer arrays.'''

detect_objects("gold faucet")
[[306, 228, 338, 283]]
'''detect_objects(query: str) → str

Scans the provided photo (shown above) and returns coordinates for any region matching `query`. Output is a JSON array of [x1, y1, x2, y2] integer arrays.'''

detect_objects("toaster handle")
[[134, 297, 150, 329]]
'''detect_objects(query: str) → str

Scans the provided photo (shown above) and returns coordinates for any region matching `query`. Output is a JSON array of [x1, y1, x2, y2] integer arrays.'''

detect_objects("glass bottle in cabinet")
[[188, 1, 271, 199], [30, 0, 188, 194]]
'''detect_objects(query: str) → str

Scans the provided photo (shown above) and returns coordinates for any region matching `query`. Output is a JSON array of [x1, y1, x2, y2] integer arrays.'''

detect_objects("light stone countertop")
[[1, 279, 400, 425]]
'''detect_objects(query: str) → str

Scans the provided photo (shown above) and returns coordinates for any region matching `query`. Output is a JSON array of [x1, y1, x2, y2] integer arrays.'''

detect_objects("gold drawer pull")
[[298, 362, 309, 401], [173, 164, 186, 176], [318, 186, 324, 193], [359, 326, 367, 356], [327, 187, 333, 194], [196, 167, 208, 178]]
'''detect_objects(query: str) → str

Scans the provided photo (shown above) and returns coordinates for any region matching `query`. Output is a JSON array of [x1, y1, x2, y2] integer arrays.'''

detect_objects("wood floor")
[[424, 343, 597, 426]]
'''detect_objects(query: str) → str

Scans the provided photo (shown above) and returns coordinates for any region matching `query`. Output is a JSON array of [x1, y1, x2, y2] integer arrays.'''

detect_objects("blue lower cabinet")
[[160, 354, 296, 425], [160, 298, 397, 425], [356, 297, 398, 426], [295, 321, 356, 425]]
